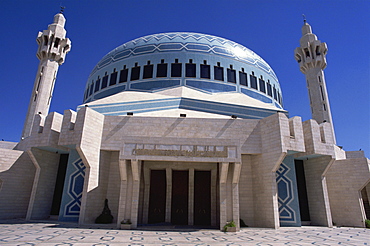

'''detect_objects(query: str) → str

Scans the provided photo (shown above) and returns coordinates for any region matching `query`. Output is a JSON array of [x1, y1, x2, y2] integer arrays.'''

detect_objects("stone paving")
[[0, 220, 369, 245]]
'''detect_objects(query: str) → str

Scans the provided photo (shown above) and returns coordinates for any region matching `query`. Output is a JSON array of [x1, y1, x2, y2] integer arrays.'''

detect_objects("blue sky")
[[0, 0, 369, 157]]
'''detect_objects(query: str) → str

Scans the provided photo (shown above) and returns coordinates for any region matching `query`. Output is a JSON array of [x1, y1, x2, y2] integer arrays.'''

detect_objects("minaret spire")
[[21, 12, 71, 139], [294, 21, 336, 144]]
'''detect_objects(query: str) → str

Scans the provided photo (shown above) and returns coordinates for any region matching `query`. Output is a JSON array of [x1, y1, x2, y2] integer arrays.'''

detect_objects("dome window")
[[109, 69, 118, 86], [259, 76, 266, 93], [239, 69, 248, 86], [214, 62, 224, 81], [267, 80, 272, 97], [131, 63, 140, 81], [156, 60, 168, 78], [200, 60, 210, 79], [227, 65, 236, 83], [119, 65, 128, 83], [171, 59, 182, 77], [101, 72, 108, 89], [185, 59, 196, 78], [89, 82, 94, 96], [94, 77, 101, 93], [250, 72, 257, 90], [143, 61, 153, 79]]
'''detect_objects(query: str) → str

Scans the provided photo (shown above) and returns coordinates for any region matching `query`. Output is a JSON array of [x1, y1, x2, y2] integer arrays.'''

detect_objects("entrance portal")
[[194, 170, 211, 226], [148, 170, 166, 224], [171, 170, 189, 225]]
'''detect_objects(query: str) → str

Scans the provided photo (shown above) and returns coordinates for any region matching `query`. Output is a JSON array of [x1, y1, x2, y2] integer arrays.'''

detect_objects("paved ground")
[[0, 219, 369, 245]]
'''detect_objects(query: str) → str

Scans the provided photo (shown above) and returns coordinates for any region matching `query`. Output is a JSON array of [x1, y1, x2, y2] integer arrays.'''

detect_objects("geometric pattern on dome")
[[276, 162, 296, 223], [91, 32, 278, 81]]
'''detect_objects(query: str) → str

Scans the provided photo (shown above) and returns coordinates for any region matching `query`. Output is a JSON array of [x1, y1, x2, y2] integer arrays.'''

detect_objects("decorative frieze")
[[133, 144, 228, 158]]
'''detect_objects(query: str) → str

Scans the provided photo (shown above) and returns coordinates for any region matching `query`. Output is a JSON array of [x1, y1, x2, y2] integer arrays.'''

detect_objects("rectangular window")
[[171, 62, 182, 77], [259, 79, 266, 93], [109, 71, 118, 86], [89, 83, 94, 96], [227, 68, 236, 83], [267, 82, 272, 96], [250, 74, 257, 89], [273, 87, 277, 100], [101, 75, 108, 89], [278, 92, 282, 104], [214, 66, 224, 81], [131, 66, 140, 81], [119, 68, 128, 83], [200, 64, 210, 79], [185, 63, 196, 77], [157, 63, 168, 77], [54, 38, 60, 48], [94, 79, 100, 92], [239, 71, 248, 86], [143, 64, 154, 79]]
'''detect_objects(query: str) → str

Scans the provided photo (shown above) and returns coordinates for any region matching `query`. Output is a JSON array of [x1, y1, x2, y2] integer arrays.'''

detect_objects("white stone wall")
[[0, 149, 35, 219], [326, 154, 370, 227], [26, 148, 60, 220]]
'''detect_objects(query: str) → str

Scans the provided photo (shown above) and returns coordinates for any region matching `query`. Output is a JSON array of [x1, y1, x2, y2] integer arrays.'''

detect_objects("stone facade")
[[0, 13, 369, 231]]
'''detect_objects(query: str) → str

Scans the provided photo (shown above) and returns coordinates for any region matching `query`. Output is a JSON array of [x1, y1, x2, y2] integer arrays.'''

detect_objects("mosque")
[[0, 12, 369, 230]]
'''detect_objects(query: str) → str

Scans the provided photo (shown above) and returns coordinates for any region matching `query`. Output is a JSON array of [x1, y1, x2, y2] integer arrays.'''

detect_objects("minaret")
[[21, 11, 71, 139], [294, 20, 336, 144]]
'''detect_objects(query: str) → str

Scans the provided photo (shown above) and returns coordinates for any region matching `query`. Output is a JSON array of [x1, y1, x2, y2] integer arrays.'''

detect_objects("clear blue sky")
[[0, 0, 369, 157]]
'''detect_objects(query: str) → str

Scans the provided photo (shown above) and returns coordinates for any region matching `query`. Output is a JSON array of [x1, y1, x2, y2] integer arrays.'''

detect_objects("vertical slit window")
[[54, 38, 60, 48], [89, 82, 94, 96], [44, 36, 48, 46], [101, 73, 108, 89], [239, 71, 247, 86], [157, 60, 168, 77], [185, 60, 196, 77], [227, 65, 236, 83], [259, 77, 266, 93], [320, 85, 325, 100], [278, 92, 282, 104], [131, 63, 140, 81], [94, 78, 101, 92], [171, 59, 182, 77], [200, 61, 210, 79], [250, 72, 257, 89], [267, 81, 272, 96], [109, 69, 118, 86], [143, 61, 154, 79], [273, 87, 277, 100], [304, 48, 310, 57], [119, 66, 128, 83], [214, 62, 224, 81]]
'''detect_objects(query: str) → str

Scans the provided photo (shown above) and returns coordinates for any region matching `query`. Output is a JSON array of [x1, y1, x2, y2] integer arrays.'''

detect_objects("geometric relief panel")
[[276, 162, 296, 224], [64, 158, 85, 217], [58, 150, 86, 223]]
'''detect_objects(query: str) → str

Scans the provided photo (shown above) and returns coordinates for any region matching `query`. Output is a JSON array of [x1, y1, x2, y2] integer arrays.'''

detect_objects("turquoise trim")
[[81, 97, 286, 119]]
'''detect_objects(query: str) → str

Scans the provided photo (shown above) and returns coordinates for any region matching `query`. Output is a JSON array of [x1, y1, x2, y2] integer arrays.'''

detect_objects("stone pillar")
[[130, 160, 141, 228], [165, 167, 172, 223], [117, 159, 128, 228], [142, 165, 151, 224], [188, 168, 194, 225], [211, 168, 217, 226], [219, 162, 229, 230]]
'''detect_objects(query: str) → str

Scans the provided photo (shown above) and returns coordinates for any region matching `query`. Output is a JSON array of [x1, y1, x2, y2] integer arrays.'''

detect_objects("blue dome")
[[82, 32, 284, 118]]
